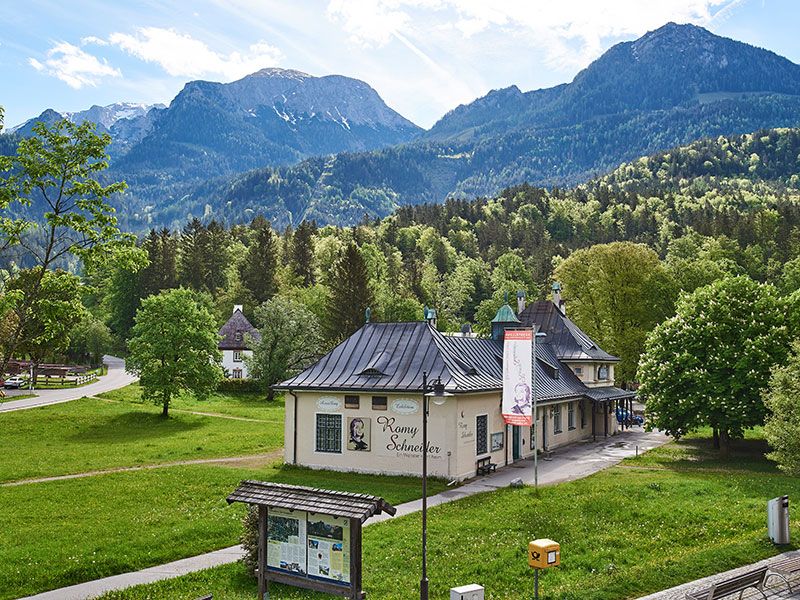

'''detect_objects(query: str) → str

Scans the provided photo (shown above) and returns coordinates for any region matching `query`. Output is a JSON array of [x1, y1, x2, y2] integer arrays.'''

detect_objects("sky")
[[2, 0, 799, 130]]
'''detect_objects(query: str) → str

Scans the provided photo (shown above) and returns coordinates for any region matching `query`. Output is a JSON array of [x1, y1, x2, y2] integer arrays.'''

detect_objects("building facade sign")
[[390, 398, 419, 415], [317, 396, 342, 411]]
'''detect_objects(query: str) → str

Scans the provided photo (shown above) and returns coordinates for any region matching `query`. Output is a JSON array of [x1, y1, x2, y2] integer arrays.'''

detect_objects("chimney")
[[551, 282, 566, 315], [517, 290, 526, 314], [233, 304, 243, 315]]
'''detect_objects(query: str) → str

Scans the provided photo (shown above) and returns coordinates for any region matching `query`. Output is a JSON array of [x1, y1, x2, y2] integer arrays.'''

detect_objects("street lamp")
[[420, 371, 451, 600]]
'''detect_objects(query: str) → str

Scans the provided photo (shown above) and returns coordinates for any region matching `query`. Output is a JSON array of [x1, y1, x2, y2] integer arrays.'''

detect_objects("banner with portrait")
[[502, 328, 533, 426]]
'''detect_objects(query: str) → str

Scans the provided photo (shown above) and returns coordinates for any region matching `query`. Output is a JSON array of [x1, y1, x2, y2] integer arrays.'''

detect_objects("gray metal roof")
[[277, 321, 610, 402], [218, 309, 261, 350], [518, 301, 619, 362], [584, 386, 637, 401], [227, 481, 396, 523]]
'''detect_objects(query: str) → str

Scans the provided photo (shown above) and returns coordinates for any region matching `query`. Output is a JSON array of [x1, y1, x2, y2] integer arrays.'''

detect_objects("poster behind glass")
[[307, 514, 351, 584], [267, 507, 308, 575]]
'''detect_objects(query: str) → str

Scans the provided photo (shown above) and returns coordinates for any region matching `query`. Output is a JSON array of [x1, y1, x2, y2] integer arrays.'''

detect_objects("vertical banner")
[[502, 328, 533, 426]]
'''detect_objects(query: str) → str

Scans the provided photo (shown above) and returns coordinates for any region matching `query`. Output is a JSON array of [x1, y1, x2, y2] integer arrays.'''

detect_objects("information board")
[[307, 514, 351, 584], [266, 509, 351, 586], [267, 508, 308, 575]]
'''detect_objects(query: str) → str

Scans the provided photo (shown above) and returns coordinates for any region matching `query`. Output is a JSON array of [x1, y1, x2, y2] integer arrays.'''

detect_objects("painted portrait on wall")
[[347, 417, 370, 451]]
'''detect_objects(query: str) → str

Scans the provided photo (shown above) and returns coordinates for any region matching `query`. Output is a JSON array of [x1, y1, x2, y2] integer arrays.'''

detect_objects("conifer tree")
[[206, 220, 231, 291], [178, 218, 209, 291], [325, 242, 373, 340], [291, 220, 317, 285], [240, 216, 278, 305]]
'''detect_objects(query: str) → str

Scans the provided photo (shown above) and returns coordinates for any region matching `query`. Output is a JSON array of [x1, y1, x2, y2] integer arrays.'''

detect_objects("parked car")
[[615, 407, 644, 426], [4, 376, 28, 389]]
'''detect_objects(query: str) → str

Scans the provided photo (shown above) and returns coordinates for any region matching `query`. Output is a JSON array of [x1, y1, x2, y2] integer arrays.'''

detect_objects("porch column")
[[591, 400, 596, 442], [604, 401, 609, 438]]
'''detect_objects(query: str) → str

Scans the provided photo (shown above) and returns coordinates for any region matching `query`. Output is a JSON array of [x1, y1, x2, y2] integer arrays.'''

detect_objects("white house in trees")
[[218, 305, 260, 379]]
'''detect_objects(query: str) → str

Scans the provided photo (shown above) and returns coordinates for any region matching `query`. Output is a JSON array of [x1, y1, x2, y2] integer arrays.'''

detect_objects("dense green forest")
[[75, 127, 800, 381], [5, 110, 800, 383]]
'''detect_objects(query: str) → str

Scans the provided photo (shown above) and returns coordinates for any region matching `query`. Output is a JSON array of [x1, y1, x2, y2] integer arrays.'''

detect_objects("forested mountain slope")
[[178, 23, 800, 230]]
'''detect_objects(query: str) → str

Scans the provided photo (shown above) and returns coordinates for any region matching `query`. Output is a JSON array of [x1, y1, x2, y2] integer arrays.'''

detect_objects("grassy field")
[[97, 433, 800, 600], [0, 463, 446, 599], [0, 394, 285, 482], [0, 387, 449, 598], [99, 383, 275, 421]]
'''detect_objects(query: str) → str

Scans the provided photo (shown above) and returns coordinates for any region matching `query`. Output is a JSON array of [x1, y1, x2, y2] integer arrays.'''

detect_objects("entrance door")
[[512, 426, 521, 460]]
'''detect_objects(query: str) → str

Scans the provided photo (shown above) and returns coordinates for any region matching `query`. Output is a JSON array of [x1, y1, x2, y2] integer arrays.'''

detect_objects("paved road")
[[0, 356, 136, 413], [20, 428, 670, 600]]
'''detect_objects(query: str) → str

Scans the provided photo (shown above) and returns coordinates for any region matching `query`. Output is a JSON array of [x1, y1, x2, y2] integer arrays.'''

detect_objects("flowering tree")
[[638, 276, 788, 452]]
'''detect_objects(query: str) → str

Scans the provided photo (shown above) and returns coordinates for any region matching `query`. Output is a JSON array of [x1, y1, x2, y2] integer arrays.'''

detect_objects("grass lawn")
[[0, 464, 447, 599], [99, 383, 277, 421], [0, 395, 285, 482], [97, 432, 800, 600]]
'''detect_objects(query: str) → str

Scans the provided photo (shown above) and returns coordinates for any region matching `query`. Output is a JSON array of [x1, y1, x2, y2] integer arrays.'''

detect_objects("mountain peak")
[[247, 68, 311, 80]]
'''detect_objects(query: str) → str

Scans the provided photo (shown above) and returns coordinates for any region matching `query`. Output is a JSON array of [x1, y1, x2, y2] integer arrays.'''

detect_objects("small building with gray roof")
[[276, 287, 635, 481]]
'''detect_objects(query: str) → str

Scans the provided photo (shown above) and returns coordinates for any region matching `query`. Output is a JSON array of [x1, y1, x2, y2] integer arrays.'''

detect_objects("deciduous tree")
[[247, 297, 323, 400], [0, 118, 135, 372], [639, 276, 788, 452], [554, 242, 675, 385], [763, 340, 800, 475], [126, 288, 223, 417]]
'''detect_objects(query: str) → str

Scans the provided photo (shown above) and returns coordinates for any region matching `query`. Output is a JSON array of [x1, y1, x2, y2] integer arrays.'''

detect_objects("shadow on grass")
[[69, 411, 205, 444], [628, 434, 777, 473]]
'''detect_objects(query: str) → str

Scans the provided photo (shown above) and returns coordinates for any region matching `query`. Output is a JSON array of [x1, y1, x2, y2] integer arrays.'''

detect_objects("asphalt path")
[[0, 355, 137, 413]]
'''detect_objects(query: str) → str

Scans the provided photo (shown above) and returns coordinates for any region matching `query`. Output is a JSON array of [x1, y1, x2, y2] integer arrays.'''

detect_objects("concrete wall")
[[222, 349, 252, 378]]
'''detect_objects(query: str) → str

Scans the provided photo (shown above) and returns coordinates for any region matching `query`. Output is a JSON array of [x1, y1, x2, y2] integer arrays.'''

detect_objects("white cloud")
[[27, 42, 121, 89], [327, 0, 740, 69], [105, 27, 283, 80]]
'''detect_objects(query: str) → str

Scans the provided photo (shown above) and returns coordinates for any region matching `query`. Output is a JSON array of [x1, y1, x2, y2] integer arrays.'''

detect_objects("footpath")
[[21, 428, 669, 600], [0, 356, 136, 413]]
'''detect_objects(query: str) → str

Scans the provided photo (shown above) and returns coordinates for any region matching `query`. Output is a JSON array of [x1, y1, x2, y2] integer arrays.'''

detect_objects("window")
[[568, 402, 575, 430], [232, 368, 243, 380], [553, 405, 563, 434], [233, 350, 243, 363], [573, 366, 583, 377], [315, 414, 342, 453], [597, 365, 609, 380], [234, 331, 243, 343], [371, 396, 387, 411], [345, 395, 360, 409], [476, 415, 488, 455], [580, 401, 587, 429]]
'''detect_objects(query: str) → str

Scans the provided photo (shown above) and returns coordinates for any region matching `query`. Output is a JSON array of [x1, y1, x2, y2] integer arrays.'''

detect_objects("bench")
[[476, 456, 497, 476], [685, 567, 769, 600], [766, 555, 800, 593]]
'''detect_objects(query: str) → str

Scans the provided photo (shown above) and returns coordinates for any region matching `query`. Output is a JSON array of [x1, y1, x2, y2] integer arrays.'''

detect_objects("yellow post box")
[[528, 539, 560, 569]]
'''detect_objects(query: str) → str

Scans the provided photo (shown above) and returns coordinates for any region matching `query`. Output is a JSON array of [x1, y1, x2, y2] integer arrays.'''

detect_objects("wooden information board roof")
[[227, 481, 397, 523]]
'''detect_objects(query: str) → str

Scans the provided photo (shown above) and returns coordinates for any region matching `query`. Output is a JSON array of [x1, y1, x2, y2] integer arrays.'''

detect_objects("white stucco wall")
[[283, 391, 612, 481], [222, 349, 252, 378]]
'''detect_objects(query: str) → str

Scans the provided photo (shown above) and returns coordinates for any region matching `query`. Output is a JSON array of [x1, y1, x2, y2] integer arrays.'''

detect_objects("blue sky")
[[2, 0, 798, 129]]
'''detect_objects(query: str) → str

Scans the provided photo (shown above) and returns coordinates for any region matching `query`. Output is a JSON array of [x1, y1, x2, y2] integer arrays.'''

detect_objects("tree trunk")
[[267, 387, 275, 402], [162, 391, 170, 418], [719, 429, 731, 456], [712, 428, 720, 449]]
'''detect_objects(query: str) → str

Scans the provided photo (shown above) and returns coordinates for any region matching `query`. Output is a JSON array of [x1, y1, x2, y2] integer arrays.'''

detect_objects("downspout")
[[289, 390, 299, 465]]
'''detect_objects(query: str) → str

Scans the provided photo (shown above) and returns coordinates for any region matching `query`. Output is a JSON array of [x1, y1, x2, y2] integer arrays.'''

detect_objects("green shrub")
[[217, 379, 262, 393]]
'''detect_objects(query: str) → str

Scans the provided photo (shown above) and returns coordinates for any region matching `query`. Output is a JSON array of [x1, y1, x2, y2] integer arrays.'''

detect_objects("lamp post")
[[420, 371, 450, 600]]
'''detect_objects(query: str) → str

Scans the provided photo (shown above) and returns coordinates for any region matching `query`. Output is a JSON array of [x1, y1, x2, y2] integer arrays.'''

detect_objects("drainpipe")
[[289, 390, 299, 465]]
